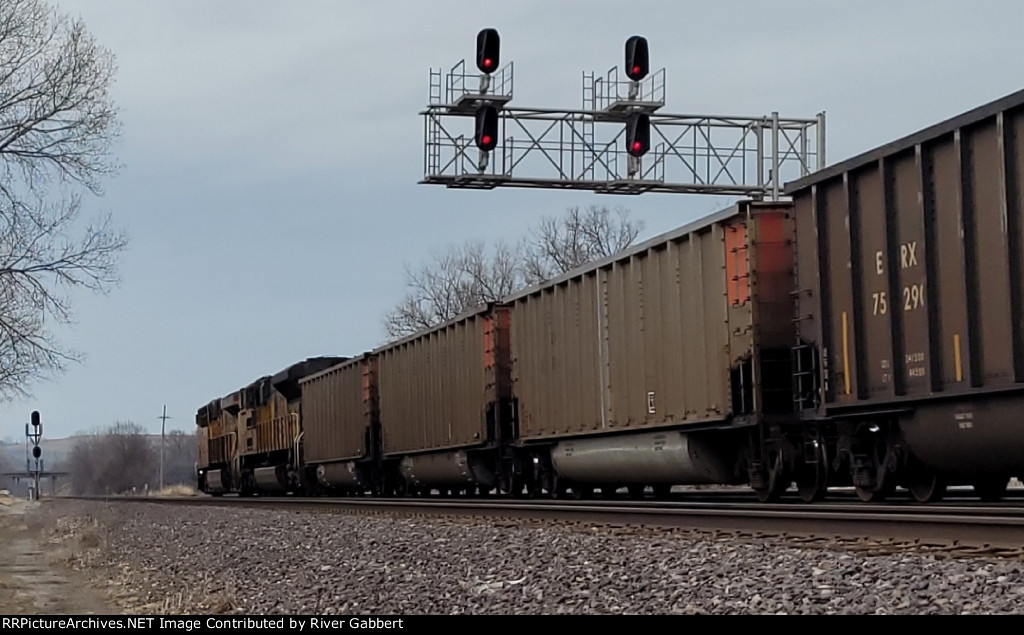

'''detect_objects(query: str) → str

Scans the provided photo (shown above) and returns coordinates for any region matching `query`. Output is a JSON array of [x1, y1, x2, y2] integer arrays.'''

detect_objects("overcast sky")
[[3, 0, 1024, 440]]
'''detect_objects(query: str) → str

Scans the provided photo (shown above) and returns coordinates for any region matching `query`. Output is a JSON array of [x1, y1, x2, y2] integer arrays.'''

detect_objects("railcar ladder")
[[792, 343, 819, 411], [790, 283, 820, 411]]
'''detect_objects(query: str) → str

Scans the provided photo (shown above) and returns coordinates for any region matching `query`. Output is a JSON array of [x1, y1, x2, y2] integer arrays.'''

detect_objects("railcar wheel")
[[627, 485, 645, 500], [907, 471, 946, 503], [795, 441, 828, 503], [555, 479, 571, 499], [754, 481, 787, 503], [570, 485, 594, 500], [499, 472, 525, 498], [972, 477, 1009, 502], [904, 455, 946, 503], [852, 430, 896, 502], [796, 465, 827, 503], [752, 449, 788, 503], [855, 477, 897, 502], [651, 484, 672, 500], [599, 486, 620, 499], [854, 480, 894, 502]]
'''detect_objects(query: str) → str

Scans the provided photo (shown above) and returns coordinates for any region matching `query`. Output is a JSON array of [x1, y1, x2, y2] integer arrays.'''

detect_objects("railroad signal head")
[[476, 28, 500, 74], [31, 411, 39, 428], [625, 35, 649, 81], [475, 105, 499, 151], [32, 446, 41, 459], [626, 112, 650, 157]]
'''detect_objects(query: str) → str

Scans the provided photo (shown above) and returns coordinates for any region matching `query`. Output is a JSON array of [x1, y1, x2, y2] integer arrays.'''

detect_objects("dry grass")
[[207, 591, 239, 614], [151, 484, 199, 497]]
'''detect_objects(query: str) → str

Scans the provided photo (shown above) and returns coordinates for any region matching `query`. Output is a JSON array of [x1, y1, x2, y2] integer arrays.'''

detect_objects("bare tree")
[[0, 442, 13, 492], [383, 239, 525, 339], [67, 421, 156, 495], [523, 205, 643, 284], [66, 429, 101, 495], [162, 429, 198, 487], [0, 0, 127, 399], [383, 206, 643, 338]]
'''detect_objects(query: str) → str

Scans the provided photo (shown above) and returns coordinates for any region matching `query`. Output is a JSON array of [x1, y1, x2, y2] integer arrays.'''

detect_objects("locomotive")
[[196, 88, 1024, 504]]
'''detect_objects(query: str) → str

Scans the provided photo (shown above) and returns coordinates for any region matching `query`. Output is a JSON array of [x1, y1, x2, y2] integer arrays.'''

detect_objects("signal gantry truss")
[[421, 59, 825, 199]]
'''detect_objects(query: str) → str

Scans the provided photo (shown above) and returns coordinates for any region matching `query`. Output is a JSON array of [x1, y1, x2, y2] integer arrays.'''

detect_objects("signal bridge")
[[421, 31, 825, 199]]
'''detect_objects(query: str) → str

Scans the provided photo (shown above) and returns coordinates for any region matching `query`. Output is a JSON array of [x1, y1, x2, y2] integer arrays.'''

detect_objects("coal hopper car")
[[786, 88, 1024, 502], [504, 200, 798, 500]]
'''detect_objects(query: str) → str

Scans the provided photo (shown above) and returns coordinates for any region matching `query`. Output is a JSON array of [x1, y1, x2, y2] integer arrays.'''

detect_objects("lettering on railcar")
[[899, 241, 918, 269], [900, 242, 924, 312], [906, 351, 927, 378], [903, 283, 924, 311], [872, 245, 925, 314], [872, 291, 888, 315], [954, 411, 975, 430], [872, 250, 887, 316]]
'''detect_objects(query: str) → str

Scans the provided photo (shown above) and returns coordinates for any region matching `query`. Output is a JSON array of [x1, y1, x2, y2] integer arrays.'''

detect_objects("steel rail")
[[61, 494, 1024, 559]]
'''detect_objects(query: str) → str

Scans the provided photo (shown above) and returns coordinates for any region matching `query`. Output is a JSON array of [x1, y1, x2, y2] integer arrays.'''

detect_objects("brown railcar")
[[507, 201, 796, 498], [374, 304, 513, 494], [298, 354, 379, 493], [786, 88, 1024, 501]]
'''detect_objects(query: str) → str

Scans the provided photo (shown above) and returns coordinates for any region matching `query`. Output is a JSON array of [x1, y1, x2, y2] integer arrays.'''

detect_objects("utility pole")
[[158, 405, 170, 491]]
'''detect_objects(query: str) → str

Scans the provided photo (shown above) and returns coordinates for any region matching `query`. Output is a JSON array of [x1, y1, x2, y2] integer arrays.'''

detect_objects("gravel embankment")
[[32, 500, 1024, 615]]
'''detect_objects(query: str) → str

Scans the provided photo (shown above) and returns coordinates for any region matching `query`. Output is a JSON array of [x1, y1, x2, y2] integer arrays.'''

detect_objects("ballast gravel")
[[30, 500, 1024, 615]]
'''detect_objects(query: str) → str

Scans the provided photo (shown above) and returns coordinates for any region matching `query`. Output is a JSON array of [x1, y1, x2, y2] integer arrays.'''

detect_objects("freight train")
[[196, 88, 1024, 504]]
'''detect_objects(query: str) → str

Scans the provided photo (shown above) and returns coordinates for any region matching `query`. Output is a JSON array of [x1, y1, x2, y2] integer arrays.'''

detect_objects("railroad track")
[[63, 492, 1024, 561]]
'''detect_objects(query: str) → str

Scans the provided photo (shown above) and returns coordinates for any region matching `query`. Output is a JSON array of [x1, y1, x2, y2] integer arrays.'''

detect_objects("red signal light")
[[625, 36, 649, 81], [476, 29, 500, 74], [626, 112, 650, 157], [475, 105, 499, 151]]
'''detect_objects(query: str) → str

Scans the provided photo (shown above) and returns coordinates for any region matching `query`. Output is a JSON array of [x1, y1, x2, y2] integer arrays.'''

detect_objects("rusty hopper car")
[[298, 354, 380, 494], [786, 89, 1024, 502], [375, 304, 513, 495], [506, 200, 796, 500]]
